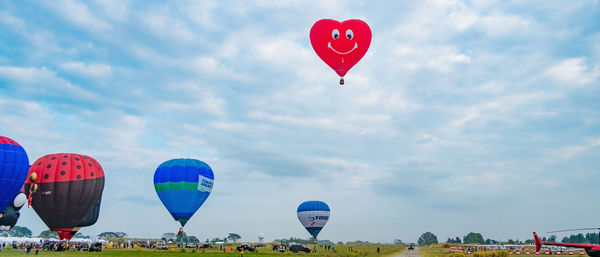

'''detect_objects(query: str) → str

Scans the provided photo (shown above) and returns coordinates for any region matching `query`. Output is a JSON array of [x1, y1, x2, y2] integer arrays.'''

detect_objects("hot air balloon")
[[310, 19, 372, 85], [297, 201, 330, 239], [76, 196, 102, 228], [0, 136, 29, 212], [0, 187, 27, 231], [24, 153, 105, 241], [154, 158, 214, 229]]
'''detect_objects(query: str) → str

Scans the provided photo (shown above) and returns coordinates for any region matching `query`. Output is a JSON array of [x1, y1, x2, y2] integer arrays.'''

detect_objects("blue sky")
[[0, 0, 599, 243]]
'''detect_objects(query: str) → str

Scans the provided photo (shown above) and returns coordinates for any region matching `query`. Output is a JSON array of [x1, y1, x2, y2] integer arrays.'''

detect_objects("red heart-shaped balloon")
[[310, 19, 372, 78]]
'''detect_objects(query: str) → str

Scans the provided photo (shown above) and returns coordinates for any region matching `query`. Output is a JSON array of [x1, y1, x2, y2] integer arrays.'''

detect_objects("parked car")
[[237, 244, 256, 252], [289, 244, 311, 253]]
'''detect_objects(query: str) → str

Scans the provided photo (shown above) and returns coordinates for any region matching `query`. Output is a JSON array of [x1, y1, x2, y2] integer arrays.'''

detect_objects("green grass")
[[419, 245, 451, 257], [0, 244, 405, 257]]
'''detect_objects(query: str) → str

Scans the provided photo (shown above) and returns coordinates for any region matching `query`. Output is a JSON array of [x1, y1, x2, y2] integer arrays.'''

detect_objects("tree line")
[[417, 232, 600, 246]]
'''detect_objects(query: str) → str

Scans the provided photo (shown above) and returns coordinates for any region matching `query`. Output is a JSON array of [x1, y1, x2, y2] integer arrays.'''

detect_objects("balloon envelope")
[[0, 136, 29, 212], [24, 153, 105, 240], [310, 19, 371, 78], [154, 158, 214, 227], [0, 188, 26, 231], [297, 200, 330, 239], [76, 196, 101, 228]]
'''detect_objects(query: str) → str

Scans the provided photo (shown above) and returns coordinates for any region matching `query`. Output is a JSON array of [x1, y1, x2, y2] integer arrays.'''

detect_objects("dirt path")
[[393, 247, 419, 257]]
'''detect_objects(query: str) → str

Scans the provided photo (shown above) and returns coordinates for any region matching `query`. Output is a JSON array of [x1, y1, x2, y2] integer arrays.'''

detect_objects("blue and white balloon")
[[297, 200, 330, 239]]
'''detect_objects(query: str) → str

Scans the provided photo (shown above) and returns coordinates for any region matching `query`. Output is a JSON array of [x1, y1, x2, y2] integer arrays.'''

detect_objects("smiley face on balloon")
[[310, 19, 372, 84]]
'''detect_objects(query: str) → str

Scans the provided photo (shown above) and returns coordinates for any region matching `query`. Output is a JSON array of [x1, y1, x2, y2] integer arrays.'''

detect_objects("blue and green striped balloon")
[[153, 158, 214, 227]]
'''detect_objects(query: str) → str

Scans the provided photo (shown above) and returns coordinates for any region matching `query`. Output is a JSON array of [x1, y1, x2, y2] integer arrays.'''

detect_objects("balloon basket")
[[339, 78, 344, 85]]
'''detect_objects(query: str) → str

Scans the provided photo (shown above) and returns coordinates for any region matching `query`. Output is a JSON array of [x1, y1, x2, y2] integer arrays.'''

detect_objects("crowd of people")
[[0, 242, 41, 254], [0, 240, 104, 253]]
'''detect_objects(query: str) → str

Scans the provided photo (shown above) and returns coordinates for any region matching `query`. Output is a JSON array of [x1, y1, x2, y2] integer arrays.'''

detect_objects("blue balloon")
[[297, 200, 330, 239], [0, 136, 29, 212], [154, 158, 214, 227]]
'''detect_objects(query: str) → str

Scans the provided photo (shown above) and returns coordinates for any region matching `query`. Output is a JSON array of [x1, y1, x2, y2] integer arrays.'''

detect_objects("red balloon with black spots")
[[24, 153, 105, 240]]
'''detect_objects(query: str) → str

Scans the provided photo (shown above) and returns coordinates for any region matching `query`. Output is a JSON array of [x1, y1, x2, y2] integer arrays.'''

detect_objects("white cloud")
[[60, 62, 113, 78], [389, 44, 471, 73], [42, 0, 112, 32], [139, 11, 196, 43], [248, 111, 339, 130], [544, 58, 600, 86], [549, 137, 600, 159], [455, 171, 517, 186], [0, 98, 62, 149], [0, 11, 26, 27], [0, 66, 98, 101], [448, 91, 558, 129], [92, 0, 129, 22], [478, 13, 533, 37], [312, 157, 378, 190], [0, 11, 64, 55], [180, 1, 220, 29], [190, 56, 243, 79]]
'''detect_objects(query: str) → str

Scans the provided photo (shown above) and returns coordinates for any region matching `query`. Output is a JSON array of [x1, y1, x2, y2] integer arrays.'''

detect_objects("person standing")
[[377, 247, 380, 254]]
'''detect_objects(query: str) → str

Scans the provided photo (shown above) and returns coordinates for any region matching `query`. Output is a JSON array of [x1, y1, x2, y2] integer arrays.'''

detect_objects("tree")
[[187, 236, 200, 243], [115, 232, 127, 238], [548, 235, 557, 243], [98, 232, 117, 239], [9, 226, 32, 237], [98, 231, 127, 239], [74, 233, 90, 239], [38, 230, 59, 239], [418, 232, 438, 246], [586, 233, 599, 244], [447, 237, 462, 243], [227, 233, 241, 243], [485, 239, 498, 244], [162, 233, 176, 241], [562, 234, 586, 243], [463, 232, 485, 244]]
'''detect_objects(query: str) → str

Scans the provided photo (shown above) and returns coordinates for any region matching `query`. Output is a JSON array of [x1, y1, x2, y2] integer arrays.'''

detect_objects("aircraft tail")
[[533, 232, 542, 252]]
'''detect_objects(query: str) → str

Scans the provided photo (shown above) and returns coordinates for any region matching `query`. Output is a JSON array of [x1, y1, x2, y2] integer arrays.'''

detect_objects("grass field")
[[0, 244, 405, 257], [418, 244, 590, 257], [419, 245, 450, 257]]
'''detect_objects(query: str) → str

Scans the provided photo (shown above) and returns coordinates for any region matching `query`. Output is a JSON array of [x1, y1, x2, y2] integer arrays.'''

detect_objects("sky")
[[0, 0, 599, 244]]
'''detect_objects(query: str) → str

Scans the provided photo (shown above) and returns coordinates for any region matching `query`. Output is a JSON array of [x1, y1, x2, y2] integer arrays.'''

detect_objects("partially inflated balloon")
[[297, 200, 330, 239], [154, 158, 214, 227], [0, 136, 29, 212], [24, 153, 105, 240], [0, 187, 26, 231], [310, 19, 371, 84]]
